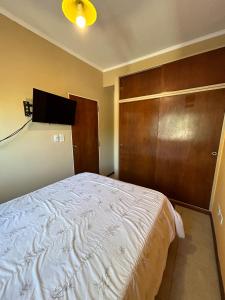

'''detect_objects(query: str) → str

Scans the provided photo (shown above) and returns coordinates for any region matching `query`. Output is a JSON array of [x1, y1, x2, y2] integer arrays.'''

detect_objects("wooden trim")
[[68, 93, 98, 102], [170, 198, 211, 215], [119, 83, 225, 103], [210, 214, 225, 300]]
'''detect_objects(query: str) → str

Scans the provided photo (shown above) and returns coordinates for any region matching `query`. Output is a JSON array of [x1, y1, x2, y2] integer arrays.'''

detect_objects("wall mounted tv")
[[32, 88, 76, 125]]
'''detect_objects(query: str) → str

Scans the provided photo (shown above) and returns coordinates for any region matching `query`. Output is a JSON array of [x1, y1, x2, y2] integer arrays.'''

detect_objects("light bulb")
[[76, 15, 86, 28]]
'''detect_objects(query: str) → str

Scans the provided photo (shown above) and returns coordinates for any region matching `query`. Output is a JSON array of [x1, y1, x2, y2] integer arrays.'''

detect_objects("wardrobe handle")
[[211, 152, 217, 156]]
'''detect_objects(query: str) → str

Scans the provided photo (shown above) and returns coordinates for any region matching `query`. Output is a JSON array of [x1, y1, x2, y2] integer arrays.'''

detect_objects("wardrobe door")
[[120, 67, 162, 99], [155, 90, 225, 209], [162, 47, 225, 92], [119, 100, 159, 188]]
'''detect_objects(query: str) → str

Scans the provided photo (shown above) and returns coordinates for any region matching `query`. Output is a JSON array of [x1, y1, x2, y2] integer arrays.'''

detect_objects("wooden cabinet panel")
[[154, 90, 225, 208], [119, 100, 159, 188], [162, 47, 225, 92], [119, 47, 225, 208], [120, 67, 162, 99], [119, 47, 225, 99], [119, 90, 225, 209]]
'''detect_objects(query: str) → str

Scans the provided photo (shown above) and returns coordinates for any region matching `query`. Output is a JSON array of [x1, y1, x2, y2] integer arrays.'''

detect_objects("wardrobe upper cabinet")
[[120, 67, 162, 99], [162, 47, 225, 92], [119, 47, 225, 100]]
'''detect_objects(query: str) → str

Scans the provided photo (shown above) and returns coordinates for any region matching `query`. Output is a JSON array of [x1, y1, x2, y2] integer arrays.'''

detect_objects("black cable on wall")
[[0, 119, 32, 143]]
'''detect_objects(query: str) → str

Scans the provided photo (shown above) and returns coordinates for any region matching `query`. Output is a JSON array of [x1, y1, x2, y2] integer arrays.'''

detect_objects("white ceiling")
[[1, 0, 225, 71]]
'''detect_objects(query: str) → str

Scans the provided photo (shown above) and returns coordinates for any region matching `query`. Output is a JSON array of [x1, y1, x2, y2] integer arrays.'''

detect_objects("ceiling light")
[[75, 2, 86, 28], [62, 0, 97, 28], [76, 15, 86, 28]]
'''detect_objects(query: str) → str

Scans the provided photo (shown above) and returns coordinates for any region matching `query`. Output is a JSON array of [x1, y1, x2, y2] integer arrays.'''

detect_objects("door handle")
[[73, 145, 78, 149], [211, 152, 217, 156]]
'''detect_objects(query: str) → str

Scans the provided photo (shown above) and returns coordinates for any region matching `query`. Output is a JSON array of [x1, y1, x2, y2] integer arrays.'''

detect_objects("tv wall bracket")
[[23, 100, 33, 117]]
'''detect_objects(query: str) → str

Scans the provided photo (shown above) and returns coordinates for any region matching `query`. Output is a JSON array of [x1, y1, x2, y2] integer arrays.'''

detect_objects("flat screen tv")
[[32, 88, 76, 125]]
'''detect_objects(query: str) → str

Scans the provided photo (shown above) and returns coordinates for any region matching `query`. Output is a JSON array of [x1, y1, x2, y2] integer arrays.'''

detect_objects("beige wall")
[[0, 15, 113, 203], [211, 118, 225, 288], [101, 86, 114, 175]]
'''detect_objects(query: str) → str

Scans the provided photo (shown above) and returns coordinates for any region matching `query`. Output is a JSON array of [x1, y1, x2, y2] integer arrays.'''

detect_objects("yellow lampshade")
[[62, 0, 97, 27]]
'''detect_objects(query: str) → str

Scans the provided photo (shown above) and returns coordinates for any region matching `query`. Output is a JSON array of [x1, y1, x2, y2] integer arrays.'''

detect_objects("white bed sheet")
[[0, 173, 184, 300]]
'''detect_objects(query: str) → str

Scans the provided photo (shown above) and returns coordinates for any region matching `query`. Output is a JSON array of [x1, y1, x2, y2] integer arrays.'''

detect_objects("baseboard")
[[170, 198, 211, 215], [106, 172, 114, 177], [210, 214, 225, 300]]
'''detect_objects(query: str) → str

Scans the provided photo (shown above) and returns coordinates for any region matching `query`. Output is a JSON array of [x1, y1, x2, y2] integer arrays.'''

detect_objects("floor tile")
[[157, 205, 221, 300]]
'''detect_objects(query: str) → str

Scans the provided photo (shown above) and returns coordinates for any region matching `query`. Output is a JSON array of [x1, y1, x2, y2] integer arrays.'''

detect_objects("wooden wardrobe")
[[119, 47, 225, 209]]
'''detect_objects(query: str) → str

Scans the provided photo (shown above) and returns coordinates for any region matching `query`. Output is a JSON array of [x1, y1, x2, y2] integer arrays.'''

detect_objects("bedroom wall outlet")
[[53, 134, 64, 143], [59, 134, 65, 142], [53, 134, 60, 143]]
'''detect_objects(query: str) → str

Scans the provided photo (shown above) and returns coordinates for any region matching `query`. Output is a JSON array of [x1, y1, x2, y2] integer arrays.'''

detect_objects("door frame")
[[68, 92, 100, 174]]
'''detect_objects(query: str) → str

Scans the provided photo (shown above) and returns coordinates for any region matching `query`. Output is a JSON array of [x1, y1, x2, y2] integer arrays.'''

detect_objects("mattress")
[[0, 173, 184, 300]]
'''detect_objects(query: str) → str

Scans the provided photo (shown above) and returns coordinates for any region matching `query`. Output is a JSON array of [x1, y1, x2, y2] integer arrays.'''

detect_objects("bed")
[[0, 173, 184, 300]]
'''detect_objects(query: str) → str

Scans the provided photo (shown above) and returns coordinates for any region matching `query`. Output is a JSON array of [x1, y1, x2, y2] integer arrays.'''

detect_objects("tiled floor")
[[156, 205, 221, 300]]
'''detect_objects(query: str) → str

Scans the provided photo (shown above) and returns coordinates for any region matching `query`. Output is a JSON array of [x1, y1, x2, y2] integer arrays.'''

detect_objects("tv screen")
[[32, 89, 76, 125]]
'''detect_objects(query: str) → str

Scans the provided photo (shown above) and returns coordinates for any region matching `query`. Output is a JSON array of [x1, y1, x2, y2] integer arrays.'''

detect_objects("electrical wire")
[[0, 119, 32, 143]]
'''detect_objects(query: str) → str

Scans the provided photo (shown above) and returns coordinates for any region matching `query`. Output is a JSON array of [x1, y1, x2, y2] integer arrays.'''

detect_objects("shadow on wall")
[[101, 86, 114, 176]]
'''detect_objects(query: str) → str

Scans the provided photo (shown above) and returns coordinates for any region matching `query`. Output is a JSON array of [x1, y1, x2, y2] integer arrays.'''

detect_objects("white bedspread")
[[0, 173, 184, 300]]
